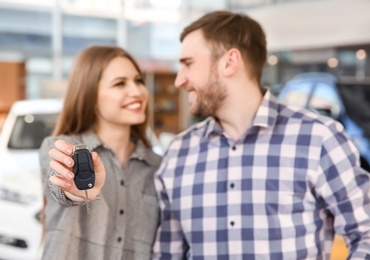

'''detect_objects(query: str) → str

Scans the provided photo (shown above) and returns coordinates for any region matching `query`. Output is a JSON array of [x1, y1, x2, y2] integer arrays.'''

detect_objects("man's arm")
[[315, 121, 370, 258], [152, 166, 189, 259]]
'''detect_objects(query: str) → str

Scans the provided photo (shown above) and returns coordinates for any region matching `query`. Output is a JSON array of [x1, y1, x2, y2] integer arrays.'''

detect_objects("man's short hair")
[[180, 11, 267, 82]]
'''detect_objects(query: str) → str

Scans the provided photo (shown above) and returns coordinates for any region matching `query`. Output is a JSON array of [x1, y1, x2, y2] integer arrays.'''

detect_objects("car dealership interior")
[[0, 0, 369, 259]]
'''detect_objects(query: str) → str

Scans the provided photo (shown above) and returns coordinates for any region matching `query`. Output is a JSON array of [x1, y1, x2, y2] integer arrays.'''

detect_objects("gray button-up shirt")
[[39, 131, 162, 260]]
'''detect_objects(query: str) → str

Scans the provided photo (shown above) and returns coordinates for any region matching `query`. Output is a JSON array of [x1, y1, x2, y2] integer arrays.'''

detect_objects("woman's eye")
[[114, 81, 125, 86], [135, 78, 145, 85]]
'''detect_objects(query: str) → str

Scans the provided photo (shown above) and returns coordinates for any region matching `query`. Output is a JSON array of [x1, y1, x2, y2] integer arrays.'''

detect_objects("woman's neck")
[[95, 123, 135, 166]]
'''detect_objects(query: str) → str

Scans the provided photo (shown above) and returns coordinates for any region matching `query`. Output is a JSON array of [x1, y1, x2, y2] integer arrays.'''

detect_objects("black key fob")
[[72, 144, 95, 190]]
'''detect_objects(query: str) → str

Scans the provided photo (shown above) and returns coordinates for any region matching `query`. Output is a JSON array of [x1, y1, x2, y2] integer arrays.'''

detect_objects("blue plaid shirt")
[[153, 91, 370, 259]]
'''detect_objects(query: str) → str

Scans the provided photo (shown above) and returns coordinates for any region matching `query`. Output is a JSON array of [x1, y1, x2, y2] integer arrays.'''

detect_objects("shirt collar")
[[80, 130, 103, 151], [204, 89, 279, 138], [80, 130, 156, 166], [130, 139, 158, 166], [252, 89, 278, 129]]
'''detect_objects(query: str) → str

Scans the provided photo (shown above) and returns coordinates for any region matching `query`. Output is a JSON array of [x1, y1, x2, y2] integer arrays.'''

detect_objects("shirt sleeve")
[[315, 121, 370, 258], [152, 160, 189, 259]]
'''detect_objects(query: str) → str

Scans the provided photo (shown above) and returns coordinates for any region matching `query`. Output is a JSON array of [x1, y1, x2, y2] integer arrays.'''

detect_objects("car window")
[[279, 80, 342, 119], [8, 113, 59, 149]]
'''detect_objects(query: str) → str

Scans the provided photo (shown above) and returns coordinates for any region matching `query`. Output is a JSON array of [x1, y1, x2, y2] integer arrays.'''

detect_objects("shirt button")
[[119, 209, 124, 215], [120, 180, 125, 186], [117, 237, 122, 242], [230, 183, 235, 188], [230, 221, 235, 226], [231, 146, 236, 151]]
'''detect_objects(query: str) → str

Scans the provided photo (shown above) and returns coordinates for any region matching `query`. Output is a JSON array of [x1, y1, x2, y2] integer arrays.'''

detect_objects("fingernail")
[[67, 173, 74, 180], [66, 159, 73, 167]]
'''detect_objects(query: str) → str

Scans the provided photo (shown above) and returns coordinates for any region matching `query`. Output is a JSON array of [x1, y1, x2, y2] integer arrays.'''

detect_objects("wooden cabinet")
[[151, 72, 180, 135], [0, 61, 26, 111], [0, 61, 26, 130]]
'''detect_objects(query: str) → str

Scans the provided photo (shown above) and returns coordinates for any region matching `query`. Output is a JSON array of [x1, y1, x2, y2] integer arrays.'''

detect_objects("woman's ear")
[[222, 48, 242, 77]]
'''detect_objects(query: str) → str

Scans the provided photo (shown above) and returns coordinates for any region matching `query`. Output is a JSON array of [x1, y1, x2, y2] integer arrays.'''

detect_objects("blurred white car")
[[0, 99, 62, 259], [0, 98, 165, 259]]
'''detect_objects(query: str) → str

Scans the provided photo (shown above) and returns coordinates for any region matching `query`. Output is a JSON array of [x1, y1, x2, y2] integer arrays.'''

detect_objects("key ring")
[[73, 144, 89, 154]]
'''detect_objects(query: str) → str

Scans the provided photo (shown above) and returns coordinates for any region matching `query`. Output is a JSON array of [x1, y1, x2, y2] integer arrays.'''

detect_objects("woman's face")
[[96, 56, 148, 128]]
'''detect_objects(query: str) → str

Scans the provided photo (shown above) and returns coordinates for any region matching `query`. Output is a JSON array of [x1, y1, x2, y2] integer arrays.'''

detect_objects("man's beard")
[[192, 69, 227, 117]]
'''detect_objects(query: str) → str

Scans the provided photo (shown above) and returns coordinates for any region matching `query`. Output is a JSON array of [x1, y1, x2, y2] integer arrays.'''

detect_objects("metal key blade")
[[85, 190, 91, 214]]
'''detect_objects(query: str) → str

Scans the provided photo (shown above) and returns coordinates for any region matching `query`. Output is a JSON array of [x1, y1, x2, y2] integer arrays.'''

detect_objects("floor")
[[330, 235, 348, 260]]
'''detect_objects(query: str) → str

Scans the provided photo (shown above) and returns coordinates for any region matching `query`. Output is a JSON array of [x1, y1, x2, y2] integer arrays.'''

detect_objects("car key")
[[72, 144, 95, 214]]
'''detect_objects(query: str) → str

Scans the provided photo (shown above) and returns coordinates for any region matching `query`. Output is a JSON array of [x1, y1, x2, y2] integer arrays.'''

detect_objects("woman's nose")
[[127, 81, 141, 96]]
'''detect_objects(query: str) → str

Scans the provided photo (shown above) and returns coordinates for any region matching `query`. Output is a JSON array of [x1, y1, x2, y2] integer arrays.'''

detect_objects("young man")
[[152, 11, 370, 259]]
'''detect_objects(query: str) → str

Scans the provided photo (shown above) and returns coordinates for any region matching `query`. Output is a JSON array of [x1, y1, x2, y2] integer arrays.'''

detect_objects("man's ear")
[[222, 48, 242, 77]]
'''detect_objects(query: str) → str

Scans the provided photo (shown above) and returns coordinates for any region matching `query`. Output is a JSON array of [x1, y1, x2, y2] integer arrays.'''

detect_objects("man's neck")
[[216, 85, 264, 141]]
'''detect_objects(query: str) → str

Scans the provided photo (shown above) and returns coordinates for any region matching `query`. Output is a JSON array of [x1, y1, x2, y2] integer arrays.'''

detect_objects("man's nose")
[[174, 71, 187, 89]]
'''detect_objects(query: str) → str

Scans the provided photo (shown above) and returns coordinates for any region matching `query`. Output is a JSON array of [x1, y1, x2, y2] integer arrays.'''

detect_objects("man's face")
[[175, 29, 227, 117]]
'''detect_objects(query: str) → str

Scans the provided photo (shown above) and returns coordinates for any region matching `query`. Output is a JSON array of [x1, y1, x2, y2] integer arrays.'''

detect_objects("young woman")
[[39, 46, 162, 259]]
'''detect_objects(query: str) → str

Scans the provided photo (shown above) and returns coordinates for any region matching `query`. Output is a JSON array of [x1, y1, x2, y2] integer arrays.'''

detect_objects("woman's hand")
[[48, 139, 106, 201]]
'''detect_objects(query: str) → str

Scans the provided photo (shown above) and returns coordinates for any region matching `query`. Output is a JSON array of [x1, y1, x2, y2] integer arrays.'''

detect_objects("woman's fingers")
[[91, 152, 104, 174], [49, 174, 84, 198], [49, 175, 73, 191], [51, 139, 74, 167], [49, 148, 74, 168], [91, 152, 106, 189], [49, 160, 74, 181], [48, 142, 106, 201], [54, 139, 74, 156]]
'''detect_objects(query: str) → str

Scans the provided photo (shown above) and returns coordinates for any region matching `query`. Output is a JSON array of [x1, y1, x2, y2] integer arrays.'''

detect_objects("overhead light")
[[267, 55, 278, 66], [356, 49, 367, 60], [327, 57, 338, 68]]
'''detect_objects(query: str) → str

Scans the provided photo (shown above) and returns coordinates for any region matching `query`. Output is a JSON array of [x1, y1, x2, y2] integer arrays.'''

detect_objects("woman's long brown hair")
[[53, 45, 150, 147]]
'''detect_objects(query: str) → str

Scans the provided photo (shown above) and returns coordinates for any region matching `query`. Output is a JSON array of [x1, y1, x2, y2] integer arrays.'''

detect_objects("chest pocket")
[[125, 193, 159, 257], [124, 162, 160, 254], [263, 166, 315, 215]]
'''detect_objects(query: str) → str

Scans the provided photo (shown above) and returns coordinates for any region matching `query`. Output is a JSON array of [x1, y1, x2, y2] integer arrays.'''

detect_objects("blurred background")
[[0, 0, 369, 259]]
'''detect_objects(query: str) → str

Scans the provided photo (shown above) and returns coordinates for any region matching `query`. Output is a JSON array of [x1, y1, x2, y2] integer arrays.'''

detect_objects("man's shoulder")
[[172, 117, 209, 142], [162, 117, 210, 156], [277, 102, 338, 128]]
